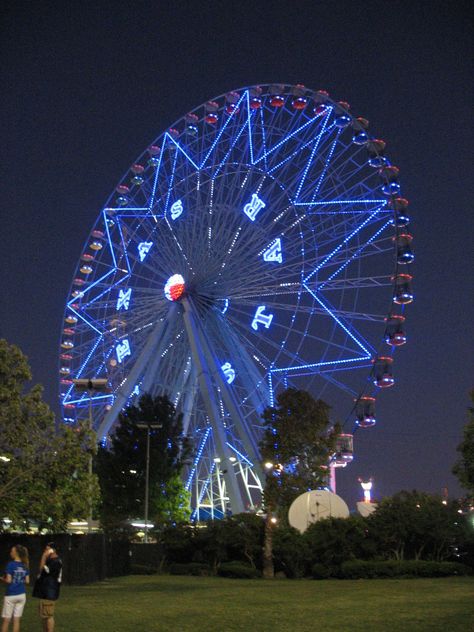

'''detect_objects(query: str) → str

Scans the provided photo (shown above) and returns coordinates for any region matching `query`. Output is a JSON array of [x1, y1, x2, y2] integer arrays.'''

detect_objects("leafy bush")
[[186, 514, 264, 571], [168, 562, 211, 576], [399, 560, 471, 577], [338, 559, 471, 579], [367, 491, 466, 562], [160, 524, 196, 564], [130, 563, 156, 575], [339, 560, 396, 579], [217, 562, 260, 579], [304, 516, 375, 569], [311, 563, 332, 579], [272, 525, 309, 578]]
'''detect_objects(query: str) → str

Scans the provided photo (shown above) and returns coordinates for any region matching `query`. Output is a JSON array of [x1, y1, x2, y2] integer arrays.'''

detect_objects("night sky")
[[1, 1, 472, 509]]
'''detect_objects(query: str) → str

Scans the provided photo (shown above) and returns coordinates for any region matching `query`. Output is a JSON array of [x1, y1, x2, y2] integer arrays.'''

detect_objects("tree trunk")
[[262, 513, 275, 579]]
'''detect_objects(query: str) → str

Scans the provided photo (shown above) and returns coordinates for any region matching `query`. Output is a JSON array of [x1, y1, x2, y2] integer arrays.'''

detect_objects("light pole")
[[72, 378, 109, 533], [136, 421, 162, 543]]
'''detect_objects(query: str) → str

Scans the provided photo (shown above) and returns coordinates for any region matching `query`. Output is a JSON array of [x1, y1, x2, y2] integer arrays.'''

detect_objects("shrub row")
[[130, 563, 157, 575], [150, 509, 474, 580], [312, 559, 472, 579], [168, 561, 261, 578], [169, 562, 211, 576], [217, 562, 260, 579]]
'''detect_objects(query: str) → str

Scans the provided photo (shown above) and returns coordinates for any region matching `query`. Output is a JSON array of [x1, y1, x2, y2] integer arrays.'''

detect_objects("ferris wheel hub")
[[164, 274, 186, 301]]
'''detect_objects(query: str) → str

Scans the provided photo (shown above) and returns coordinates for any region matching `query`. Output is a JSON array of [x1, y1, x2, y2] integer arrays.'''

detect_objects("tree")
[[0, 339, 99, 530], [96, 393, 191, 532], [453, 391, 474, 497], [186, 514, 264, 572], [368, 490, 463, 561], [259, 388, 339, 578], [304, 515, 376, 570]]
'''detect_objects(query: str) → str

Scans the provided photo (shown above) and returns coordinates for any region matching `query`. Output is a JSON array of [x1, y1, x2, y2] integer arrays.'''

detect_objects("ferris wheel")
[[59, 84, 414, 517]]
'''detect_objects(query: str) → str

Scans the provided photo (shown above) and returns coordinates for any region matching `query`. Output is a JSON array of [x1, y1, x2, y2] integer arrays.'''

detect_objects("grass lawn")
[[18, 575, 473, 632]]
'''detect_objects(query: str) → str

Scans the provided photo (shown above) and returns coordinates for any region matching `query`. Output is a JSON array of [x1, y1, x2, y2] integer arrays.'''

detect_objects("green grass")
[[18, 575, 474, 632]]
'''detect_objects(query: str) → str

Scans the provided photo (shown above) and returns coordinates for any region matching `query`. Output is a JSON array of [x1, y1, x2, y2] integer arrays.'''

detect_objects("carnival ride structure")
[[58, 84, 414, 517]]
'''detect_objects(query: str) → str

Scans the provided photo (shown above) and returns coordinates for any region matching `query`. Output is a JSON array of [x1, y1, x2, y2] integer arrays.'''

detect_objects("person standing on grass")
[[1, 545, 30, 632], [33, 543, 62, 632]]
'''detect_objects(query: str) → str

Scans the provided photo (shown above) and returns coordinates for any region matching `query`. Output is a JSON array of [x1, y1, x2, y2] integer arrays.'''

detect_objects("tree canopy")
[[96, 393, 191, 532], [259, 388, 339, 577], [0, 339, 99, 531], [260, 388, 339, 514], [368, 490, 464, 561], [453, 391, 474, 497]]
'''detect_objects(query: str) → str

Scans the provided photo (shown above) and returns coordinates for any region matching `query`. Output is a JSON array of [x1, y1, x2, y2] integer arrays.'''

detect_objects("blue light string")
[[102, 211, 117, 268], [200, 92, 247, 168], [148, 137, 166, 212], [246, 90, 254, 165], [304, 211, 379, 283], [294, 111, 332, 200], [318, 219, 392, 290]]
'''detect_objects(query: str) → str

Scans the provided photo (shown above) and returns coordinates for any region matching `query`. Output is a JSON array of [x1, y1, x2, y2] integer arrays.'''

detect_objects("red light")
[[164, 274, 185, 301]]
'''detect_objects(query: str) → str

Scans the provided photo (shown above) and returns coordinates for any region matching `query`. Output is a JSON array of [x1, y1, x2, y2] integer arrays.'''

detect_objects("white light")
[[243, 193, 266, 222], [131, 521, 154, 528], [251, 305, 274, 331], [164, 274, 185, 301], [116, 287, 132, 311], [221, 362, 236, 384], [264, 462, 273, 469], [229, 457, 236, 463], [0, 456, 11, 462], [129, 469, 137, 474], [69, 521, 88, 527], [213, 457, 221, 463], [138, 241, 153, 262], [116, 339, 131, 363], [170, 199, 183, 220], [270, 517, 278, 524], [263, 238, 283, 264]]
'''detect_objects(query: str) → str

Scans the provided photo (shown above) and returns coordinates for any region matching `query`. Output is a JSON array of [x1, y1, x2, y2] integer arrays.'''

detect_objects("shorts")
[[2, 594, 26, 618], [39, 599, 56, 619]]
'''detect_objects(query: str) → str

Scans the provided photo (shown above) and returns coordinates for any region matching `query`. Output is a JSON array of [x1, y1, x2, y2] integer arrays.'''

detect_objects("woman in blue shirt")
[[1, 545, 29, 632]]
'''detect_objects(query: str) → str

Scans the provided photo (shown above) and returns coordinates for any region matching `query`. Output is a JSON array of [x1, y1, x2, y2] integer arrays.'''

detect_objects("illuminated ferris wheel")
[[59, 84, 414, 517]]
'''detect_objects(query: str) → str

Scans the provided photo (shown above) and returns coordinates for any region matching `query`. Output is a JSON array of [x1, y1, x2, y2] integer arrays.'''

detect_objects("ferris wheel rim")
[[59, 82, 413, 444]]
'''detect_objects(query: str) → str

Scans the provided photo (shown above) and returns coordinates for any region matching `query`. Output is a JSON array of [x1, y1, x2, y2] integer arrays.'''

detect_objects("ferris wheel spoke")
[[317, 275, 393, 292], [96, 304, 178, 437], [225, 301, 371, 361]]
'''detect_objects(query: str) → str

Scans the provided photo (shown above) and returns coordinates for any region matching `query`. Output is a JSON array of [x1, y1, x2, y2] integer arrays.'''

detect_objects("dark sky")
[[1, 1, 473, 509]]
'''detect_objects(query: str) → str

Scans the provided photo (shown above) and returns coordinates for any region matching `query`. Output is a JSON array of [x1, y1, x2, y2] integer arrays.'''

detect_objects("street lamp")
[[136, 421, 162, 543], [72, 378, 110, 532]]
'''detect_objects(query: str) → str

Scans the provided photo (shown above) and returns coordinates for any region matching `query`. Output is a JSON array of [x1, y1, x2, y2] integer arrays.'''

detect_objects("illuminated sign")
[[243, 193, 266, 222], [263, 238, 283, 264], [251, 305, 274, 331], [221, 362, 236, 384], [138, 242, 153, 262], [116, 339, 131, 363], [170, 199, 184, 220], [116, 288, 132, 311]]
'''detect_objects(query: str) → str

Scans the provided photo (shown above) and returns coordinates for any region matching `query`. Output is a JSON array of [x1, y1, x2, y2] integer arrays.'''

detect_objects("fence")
[[0, 533, 131, 585]]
